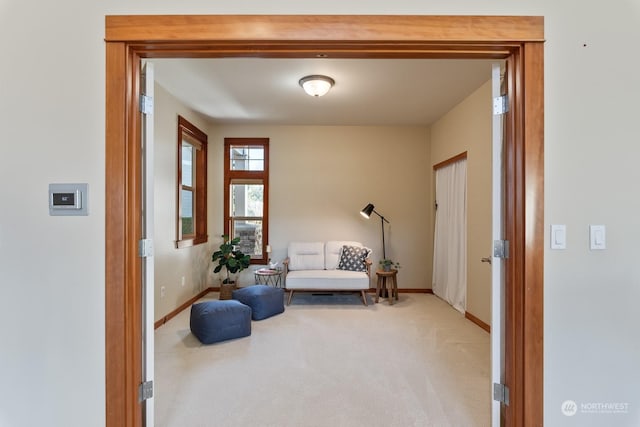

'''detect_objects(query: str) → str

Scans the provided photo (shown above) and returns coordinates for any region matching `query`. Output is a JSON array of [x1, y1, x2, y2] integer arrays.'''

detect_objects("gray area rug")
[[287, 291, 371, 306]]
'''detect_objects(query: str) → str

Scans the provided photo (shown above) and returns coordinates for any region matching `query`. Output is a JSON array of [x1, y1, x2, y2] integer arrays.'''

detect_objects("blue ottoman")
[[232, 285, 285, 320], [190, 300, 251, 344]]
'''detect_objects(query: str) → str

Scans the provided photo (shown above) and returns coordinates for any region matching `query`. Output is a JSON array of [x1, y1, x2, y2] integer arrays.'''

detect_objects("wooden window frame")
[[175, 115, 208, 248], [105, 15, 544, 427], [224, 138, 269, 264]]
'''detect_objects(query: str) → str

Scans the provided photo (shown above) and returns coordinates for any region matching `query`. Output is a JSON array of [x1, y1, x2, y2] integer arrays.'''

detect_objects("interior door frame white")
[[140, 61, 155, 427], [490, 62, 506, 426]]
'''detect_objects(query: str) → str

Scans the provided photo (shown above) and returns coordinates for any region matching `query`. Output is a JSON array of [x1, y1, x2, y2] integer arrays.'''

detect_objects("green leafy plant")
[[212, 234, 251, 283], [379, 259, 401, 271]]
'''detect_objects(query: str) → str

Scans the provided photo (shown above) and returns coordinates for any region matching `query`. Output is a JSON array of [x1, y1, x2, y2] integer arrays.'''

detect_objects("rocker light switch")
[[550, 224, 566, 250], [590, 225, 606, 250]]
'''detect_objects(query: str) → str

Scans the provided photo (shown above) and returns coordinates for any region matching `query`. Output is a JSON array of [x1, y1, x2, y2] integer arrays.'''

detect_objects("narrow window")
[[176, 116, 207, 248], [224, 138, 269, 263]]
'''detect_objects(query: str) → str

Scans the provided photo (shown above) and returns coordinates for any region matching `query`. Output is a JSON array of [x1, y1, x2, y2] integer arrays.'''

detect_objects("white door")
[[140, 61, 155, 426], [490, 62, 507, 427]]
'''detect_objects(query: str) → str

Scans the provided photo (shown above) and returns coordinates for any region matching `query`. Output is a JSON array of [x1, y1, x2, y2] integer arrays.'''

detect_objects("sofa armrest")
[[364, 258, 372, 277], [282, 257, 290, 286]]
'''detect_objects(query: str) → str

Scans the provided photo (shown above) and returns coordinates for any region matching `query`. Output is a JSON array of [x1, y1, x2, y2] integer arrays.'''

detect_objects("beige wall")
[[430, 80, 493, 325], [153, 83, 218, 321], [155, 99, 435, 313], [210, 125, 433, 289], [158, 79, 487, 318]]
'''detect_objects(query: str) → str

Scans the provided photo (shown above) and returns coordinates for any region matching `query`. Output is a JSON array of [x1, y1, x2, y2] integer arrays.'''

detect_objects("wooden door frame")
[[105, 15, 544, 427]]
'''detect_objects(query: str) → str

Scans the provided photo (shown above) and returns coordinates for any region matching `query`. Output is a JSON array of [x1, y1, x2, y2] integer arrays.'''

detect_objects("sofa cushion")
[[286, 269, 369, 290], [287, 242, 325, 271], [325, 241, 364, 270], [337, 245, 371, 272]]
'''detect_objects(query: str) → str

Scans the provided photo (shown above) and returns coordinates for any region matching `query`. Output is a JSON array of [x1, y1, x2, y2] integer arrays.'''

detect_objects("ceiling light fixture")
[[299, 75, 335, 97]]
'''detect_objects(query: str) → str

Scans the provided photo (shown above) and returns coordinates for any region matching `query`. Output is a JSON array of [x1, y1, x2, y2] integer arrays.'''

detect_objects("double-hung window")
[[224, 138, 269, 264], [176, 116, 208, 248]]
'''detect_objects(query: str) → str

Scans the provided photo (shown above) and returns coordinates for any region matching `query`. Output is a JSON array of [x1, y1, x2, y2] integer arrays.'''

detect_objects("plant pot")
[[219, 282, 237, 300], [383, 265, 391, 272]]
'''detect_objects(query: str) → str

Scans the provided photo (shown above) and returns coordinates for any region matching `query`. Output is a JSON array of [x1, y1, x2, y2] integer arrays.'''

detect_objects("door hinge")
[[139, 94, 154, 115], [493, 95, 509, 115], [493, 240, 509, 259], [139, 380, 154, 402], [493, 383, 510, 405], [138, 239, 154, 258]]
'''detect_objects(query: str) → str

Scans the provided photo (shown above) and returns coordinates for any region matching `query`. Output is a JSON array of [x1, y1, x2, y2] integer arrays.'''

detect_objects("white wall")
[[543, 3, 640, 425], [430, 80, 492, 325], [1, 2, 639, 427], [210, 125, 432, 289]]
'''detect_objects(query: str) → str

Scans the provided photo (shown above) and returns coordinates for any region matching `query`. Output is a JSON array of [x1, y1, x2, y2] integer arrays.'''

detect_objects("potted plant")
[[212, 234, 251, 299], [379, 259, 401, 272]]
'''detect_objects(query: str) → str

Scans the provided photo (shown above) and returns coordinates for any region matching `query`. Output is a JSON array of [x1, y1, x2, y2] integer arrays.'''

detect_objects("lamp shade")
[[360, 203, 375, 219], [299, 75, 335, 97]]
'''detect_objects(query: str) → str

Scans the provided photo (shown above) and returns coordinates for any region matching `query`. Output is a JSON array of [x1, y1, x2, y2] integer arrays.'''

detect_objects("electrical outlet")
[[181, 276, 185, 287], [160, 286, 166, 298]]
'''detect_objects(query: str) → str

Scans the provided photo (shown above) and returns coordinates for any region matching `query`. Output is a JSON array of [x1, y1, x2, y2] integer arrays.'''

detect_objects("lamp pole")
[[360, 203, 390, 260], [361, 203, 391, 299], [372, 209, 389, 260], [372, 209, 390, 298]]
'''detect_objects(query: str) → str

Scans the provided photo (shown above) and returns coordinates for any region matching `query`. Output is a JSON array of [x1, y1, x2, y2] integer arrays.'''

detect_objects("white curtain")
[[432, 159, 467, 313]]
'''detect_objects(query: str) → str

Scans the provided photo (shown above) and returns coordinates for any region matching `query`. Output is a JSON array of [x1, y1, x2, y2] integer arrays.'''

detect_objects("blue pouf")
[[232, 285, 285, 320], [190, 300, 251, 344]]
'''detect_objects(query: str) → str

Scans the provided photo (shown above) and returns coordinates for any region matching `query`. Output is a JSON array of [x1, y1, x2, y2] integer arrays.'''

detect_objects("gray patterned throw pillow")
[[337, 245, 371, 272]]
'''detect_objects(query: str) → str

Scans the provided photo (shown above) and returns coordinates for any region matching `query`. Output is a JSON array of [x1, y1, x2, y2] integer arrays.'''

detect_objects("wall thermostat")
[[49, 183, 88, 216]]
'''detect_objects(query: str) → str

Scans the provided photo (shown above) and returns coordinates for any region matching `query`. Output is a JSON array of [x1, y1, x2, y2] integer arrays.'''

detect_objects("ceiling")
[[151, 57, 496, 126]]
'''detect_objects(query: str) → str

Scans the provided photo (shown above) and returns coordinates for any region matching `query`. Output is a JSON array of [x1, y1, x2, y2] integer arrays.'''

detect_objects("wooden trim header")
[[433, 151, 468, 170], [105, 15, 544, 43]]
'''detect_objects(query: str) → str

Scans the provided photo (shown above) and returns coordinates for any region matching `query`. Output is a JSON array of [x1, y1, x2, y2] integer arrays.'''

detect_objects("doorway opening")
[[105, 15, 544, 427], [433, 153, 468, 314]]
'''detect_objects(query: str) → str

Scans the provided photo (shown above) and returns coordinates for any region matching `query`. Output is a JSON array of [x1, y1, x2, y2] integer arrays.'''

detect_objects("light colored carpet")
[[155, 292, 491, 427]]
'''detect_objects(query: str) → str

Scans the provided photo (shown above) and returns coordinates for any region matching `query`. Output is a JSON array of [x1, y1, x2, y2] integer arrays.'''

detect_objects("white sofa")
[[283, 241, 372, 306]]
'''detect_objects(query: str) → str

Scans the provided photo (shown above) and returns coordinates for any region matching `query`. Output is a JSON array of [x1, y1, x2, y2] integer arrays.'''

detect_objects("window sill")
[[175, 235, 208, 249]]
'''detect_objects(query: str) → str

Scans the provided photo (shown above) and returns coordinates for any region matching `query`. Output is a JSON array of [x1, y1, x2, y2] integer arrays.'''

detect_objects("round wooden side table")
[[375, 269, 399, 305]]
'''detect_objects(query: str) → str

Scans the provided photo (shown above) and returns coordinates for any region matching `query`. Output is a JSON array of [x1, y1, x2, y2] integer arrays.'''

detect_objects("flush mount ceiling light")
[[298, 75, 335, 97]]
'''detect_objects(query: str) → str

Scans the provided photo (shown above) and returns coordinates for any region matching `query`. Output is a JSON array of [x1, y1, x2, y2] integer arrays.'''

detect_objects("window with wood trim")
[[224, 138, 269, 264], [176, 116, 208, 248]]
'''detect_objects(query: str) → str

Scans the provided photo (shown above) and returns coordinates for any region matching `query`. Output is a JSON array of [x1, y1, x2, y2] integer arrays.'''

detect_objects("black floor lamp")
[[360, 203, 389, 259]]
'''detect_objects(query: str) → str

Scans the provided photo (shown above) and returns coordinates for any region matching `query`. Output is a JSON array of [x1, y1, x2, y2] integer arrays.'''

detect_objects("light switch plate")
[[590, 225, 606, 250], [550, 224, 566, 250]]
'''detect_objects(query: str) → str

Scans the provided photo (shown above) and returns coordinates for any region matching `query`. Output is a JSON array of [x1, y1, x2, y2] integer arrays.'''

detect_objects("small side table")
[[254, 268, 283, 288], [375, 269, 399, 305]]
